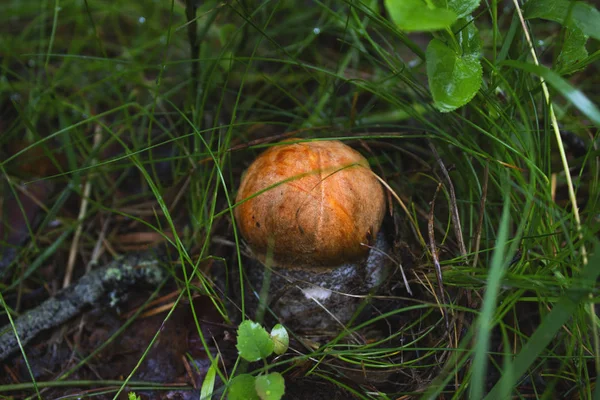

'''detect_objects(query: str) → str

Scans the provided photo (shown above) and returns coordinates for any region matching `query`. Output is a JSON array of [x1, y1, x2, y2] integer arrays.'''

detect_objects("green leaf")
[[200, 354, 219, 400], [502, 60, 600, 128], [255, 372, 285, 400], [128, 393, 141, 400], [270, 324, 289, 355], [384, 0, 457, 32], [432, 0, 480, 18], [454, 17, 482, 56], [485, 241, 600, 399], [426, 18, 482, 112], [524, 0, 600, 41], [556, 28, 589, 74], [228, 374, 260, 400], [236, 320, 275, 362]]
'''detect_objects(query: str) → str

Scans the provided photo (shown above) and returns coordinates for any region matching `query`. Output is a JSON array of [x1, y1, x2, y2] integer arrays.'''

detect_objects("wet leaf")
[[270, 324, 289, 355], [524, 0, 600, 41], [384, 0, 457, 32], [432, 0, 480, 18], [455, 17, 482, 56], [426, 18, 482, 112], [228, 374, 260, 400], [255, 372, 285, 400], [557, 28, 588, 74], [236, 320, 274, 362]]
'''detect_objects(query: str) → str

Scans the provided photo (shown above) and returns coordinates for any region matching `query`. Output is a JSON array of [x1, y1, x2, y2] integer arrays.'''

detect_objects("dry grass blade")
[[428, 182, 449, 332], [472, 162, 489, 268], [63, 127, 103, 288], [428, 141, 468, 258]]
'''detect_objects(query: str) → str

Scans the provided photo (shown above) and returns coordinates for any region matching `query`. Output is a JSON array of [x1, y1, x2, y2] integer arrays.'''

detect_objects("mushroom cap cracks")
[[235, 140, 386, 269]]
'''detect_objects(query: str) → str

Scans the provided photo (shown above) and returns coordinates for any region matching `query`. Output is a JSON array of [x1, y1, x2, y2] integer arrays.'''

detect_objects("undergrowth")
[[0, 0, 599, 398]]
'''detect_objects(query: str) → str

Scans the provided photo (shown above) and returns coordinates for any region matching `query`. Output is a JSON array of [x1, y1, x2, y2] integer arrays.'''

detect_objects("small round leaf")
[[228, 374, 260, 400], [270, 324, 289, 355], [255, 372, 285, 400], [236, 320, 275, 362]]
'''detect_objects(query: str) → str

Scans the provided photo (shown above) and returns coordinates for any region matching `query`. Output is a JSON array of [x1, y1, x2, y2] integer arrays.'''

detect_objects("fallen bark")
[[0, 248, 167, 361]]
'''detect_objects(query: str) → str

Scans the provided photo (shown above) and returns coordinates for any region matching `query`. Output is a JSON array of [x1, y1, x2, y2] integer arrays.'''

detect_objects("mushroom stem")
[[245, 231, 391, 332]]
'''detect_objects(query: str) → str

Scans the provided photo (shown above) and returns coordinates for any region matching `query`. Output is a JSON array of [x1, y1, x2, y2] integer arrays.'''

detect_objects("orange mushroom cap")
[[235, 140, 386, 269]]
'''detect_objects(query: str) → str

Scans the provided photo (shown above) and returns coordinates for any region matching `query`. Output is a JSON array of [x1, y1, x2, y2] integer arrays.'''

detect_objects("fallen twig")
[[0, 248, 168, 362]]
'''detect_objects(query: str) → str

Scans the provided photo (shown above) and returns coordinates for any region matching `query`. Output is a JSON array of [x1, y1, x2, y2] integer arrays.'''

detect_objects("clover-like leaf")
[[384, 0, 456, 32], [270, 324, 289, 355], [236, 320, 275, 362], [228, 374, 260, 400], [255, 372, 285, 400]]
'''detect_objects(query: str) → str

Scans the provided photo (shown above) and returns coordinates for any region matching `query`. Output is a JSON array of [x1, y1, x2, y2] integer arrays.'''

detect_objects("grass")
[[1, 0, 599, 398]]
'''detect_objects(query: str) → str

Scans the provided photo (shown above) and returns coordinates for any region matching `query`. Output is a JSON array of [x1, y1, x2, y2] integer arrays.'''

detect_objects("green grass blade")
[[485, 240, 600, 398], [470, 179, 512, 399], [502, 60, 600, 127], [200, 354, 220, 400]]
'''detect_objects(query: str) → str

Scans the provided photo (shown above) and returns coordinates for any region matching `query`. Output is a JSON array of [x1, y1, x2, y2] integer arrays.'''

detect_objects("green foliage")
[[556, 28, 589, 73], [485, 241, 600, 398], [228, 375, 261, 400], [2, 0, 599, 398], [236, 320, 275, 362], [128, 393, 141, 400], [426, 18, 482, 112], [255, 373, 285, 400], [524, 0, 600, 76], [384, 0, 457, 31], [503, 60, 600, 127], [524, 0, 600, 40], [200, 354, 219, 400], [384, 0, 483, 111], [228, 321, 288, 400], [270, 324, 289, 356], [432, 0, 480, 18]]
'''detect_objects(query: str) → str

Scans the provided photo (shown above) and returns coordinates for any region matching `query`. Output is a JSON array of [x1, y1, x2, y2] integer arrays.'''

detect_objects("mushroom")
[[235, 139, 389, 331]]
